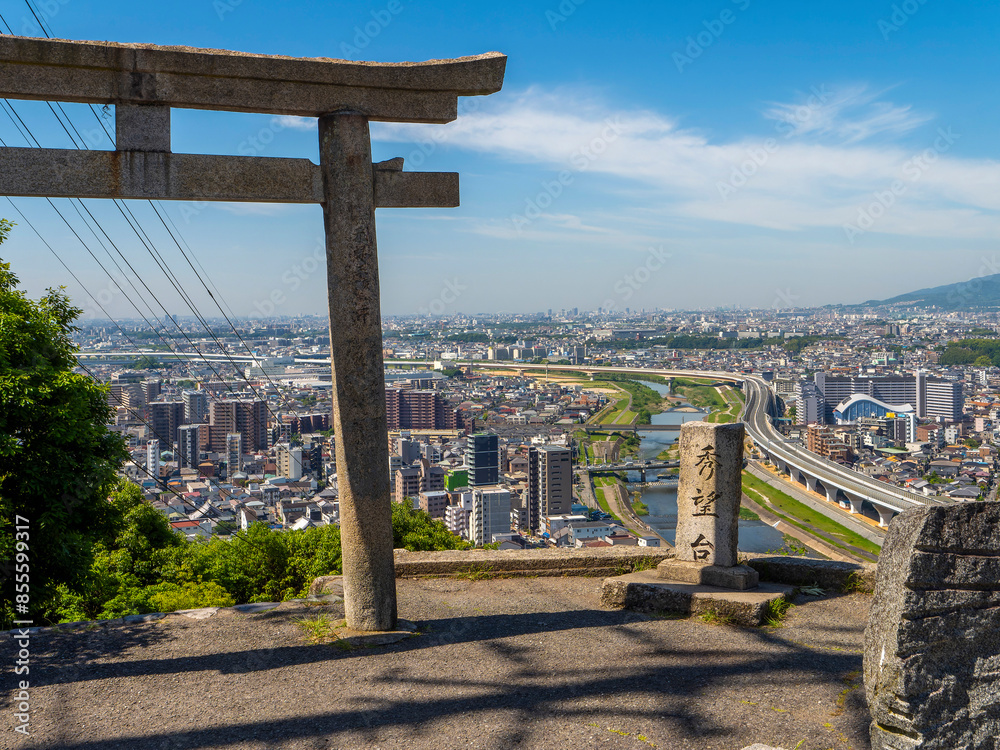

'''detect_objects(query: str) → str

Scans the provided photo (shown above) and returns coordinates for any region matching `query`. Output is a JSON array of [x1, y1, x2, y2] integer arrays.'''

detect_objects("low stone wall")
[[392, 546, 673, 578], [392, 547, 877, 593]]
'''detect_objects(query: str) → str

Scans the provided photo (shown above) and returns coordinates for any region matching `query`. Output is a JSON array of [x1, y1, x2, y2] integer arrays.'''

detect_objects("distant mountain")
[[860, 273, 1000, 309]]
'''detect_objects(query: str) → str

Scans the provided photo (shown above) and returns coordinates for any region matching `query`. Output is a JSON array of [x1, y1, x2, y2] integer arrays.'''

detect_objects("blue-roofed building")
[[833, 394, 917, 442]]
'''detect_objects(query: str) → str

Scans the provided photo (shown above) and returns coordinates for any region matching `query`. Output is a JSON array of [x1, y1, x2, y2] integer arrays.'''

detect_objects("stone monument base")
[[601, 571, 793, 627], [655, 559, 759, 590]]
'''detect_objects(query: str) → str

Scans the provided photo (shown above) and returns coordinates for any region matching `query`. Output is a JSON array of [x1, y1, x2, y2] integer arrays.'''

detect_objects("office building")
[[466, 433, 500, 487], [814, 372, 962, 422], [470, 486, 511, 546], [527, 445, 572, 532]]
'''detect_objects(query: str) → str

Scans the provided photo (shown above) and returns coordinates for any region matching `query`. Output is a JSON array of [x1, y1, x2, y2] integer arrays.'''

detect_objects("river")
[[623, 379, 796, 554]]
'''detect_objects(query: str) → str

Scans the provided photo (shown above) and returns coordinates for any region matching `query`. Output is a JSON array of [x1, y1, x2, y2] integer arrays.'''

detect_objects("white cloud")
[[762, 84, 931, 143], [372, 86, 1000, 242], [271, 115, 316, 131]]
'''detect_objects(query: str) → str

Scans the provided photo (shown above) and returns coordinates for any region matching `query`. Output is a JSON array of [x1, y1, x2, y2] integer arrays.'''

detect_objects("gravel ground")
[[3, 577, 872, 750]]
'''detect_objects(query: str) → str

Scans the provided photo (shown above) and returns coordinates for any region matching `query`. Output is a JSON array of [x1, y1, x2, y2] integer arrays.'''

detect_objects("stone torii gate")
[[0, 36, 506, 632]]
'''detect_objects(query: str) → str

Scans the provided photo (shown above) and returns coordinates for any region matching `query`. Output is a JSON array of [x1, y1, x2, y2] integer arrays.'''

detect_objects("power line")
[[9, 2, 298, 419]]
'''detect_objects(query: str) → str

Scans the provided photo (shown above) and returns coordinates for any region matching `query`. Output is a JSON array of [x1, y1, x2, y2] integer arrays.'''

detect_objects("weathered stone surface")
[[309, 575, 345, 597], [656, 560, 759, 590], [744, 554, 876, 593], [232, 602, 280, 614], [865, 502, 1000, 749], [0, 147, 460, 206], [0, 36, 506, 122], [601, 571, 792, 627], [675, 421, 745, 568], [175, 607, 219, 620], [321, 112, 397, 632]]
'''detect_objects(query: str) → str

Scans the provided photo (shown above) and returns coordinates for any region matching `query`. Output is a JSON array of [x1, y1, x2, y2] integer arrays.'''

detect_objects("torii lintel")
[[0, 36, 507, 207]]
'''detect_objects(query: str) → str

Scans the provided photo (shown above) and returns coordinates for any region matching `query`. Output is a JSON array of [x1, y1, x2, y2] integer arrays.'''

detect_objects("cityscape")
[[4, 1, 1000, 748], [77, 302, 1000, 563]]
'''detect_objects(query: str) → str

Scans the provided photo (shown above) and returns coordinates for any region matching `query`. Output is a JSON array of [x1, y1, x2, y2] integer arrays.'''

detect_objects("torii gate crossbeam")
[[0, 36, 506, 632]]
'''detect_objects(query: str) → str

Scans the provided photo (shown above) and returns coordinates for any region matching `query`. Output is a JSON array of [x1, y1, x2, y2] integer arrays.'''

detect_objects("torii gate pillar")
[[0, 35, 507, 631], [319, 112, 396, 630]]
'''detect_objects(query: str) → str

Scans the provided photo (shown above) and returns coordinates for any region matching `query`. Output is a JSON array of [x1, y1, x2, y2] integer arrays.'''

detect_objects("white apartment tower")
[[146, 439, 160, 481]]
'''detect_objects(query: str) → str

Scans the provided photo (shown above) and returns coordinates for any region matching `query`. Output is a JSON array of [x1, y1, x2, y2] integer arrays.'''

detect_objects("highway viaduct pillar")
[[825, 486, 840, 505], [803, 473, 818, 493], [842, 492, 864, 515], [874, 505, 896, 528]]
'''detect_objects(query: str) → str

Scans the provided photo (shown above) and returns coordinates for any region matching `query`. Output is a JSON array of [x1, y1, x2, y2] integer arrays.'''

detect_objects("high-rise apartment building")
[[470, 486, 511, 546], [385, 388, 462, 430], [141, 379, 162, 406], [148, 400, 184, 449], [177, 424, 202, 469], [466, 433, 500, 487], [394, 459, 445, 504], [209, 399, 268, 451], [226, 432, 243, 474], [182, 389, 208, 424], [527, 445, 572, 532], [146, 439, 160, 480], [277, 443, 304, 481]]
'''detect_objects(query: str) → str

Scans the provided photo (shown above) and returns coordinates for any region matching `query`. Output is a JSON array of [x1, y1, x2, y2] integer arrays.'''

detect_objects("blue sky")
[[2, 0, 1000, 319]]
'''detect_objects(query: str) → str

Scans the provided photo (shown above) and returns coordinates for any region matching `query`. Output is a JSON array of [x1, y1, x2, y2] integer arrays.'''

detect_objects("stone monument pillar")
[[865, 502, 1000, 750], [657, 421, 758, 590]]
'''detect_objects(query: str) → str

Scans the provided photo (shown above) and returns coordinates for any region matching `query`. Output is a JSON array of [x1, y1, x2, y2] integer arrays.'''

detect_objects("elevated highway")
[[456, 360, 944, 528]]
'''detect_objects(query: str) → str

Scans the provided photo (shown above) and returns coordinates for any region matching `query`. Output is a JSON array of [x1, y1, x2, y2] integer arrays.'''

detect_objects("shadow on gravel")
[[0, 622, 171, 711], [22, 607, 871, 750]]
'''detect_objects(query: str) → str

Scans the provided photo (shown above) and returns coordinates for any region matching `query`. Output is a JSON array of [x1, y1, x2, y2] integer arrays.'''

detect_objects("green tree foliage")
[[392, 500, 471, 551], [593, 377, 664, 425], [50, 483, 470, 623], [1, 234, 128, 628], [940, 339, 1000, 366], [129, 354, 159, 370]]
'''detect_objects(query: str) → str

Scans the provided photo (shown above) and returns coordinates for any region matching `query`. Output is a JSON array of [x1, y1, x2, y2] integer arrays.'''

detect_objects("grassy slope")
[[741, 471, 882, 558]]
